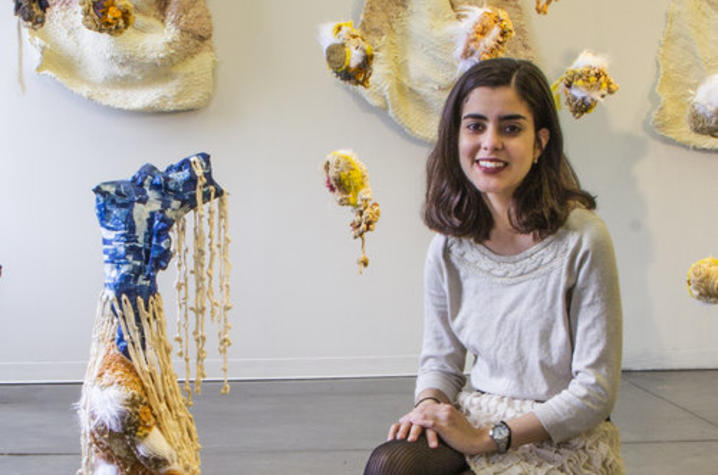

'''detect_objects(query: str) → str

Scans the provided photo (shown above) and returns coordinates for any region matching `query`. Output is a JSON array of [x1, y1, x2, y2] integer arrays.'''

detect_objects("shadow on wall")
[[562, 105, 653, 370]]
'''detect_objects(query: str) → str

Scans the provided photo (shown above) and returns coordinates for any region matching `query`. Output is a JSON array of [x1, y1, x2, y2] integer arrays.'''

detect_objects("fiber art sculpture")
[[453, 5, 514, 75], [552, 50, 619, 119], [18, 0, 216, 112], [652, 0, 718, 150], [688, 75, 718, 138], [77, 154, 232, 475], [318, 0, 533, 143], [324, 150, 381, 274], [687, 257, 718, 304], [80, 0, 135, 36], [535, 0, 558, 15], [318, 21, 374, 88], [13, 0, 49, 29]]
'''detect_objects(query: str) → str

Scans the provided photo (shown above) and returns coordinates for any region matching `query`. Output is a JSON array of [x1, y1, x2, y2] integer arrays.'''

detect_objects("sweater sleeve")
[[533, 216, 623, 442], [415, 235, 467, 402]]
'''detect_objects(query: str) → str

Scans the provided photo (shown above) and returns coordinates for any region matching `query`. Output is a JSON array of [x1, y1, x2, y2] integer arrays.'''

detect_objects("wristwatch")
[[489, 421, 512, 453]]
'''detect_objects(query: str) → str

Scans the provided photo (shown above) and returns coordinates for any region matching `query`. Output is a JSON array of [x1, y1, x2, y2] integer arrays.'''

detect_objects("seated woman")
[[364, 58, 624, 474]]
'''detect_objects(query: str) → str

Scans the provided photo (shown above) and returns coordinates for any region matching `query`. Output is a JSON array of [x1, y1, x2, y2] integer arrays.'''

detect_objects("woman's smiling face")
[[458, 86, 549, 208]]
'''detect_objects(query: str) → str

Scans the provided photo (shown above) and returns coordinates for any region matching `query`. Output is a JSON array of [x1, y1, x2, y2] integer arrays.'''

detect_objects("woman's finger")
[[387, 422, 400, 441], [425, 428, 439, 449], [396, 420, 412, 440], [407, 422, 424, 442]]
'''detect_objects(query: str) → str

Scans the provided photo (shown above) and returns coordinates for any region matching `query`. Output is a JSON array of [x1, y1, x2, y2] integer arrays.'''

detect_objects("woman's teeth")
[[476, 160, 506, 168]]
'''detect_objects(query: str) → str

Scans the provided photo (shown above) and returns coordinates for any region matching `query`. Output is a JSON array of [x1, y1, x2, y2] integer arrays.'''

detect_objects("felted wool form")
[[652, 0, 718, 150], [324, 150, 381, 273], [78, 154, 232, 475], [552, 50, 619, 119], [24, 0, 216, 112], [319, 0, 534, 143], [688, 75, 718, 138], [687, 257, 718, 304]]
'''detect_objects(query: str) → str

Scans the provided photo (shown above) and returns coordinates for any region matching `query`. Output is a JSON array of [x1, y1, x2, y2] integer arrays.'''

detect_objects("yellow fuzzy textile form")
[[687, 257, 718, 304], [319, 0, 534, 143], [552, 51, 619, 119], [534, 0, 558, 15], [324, 150, 381, 273], [320, 21, 374, 88], [652, 0, 718, 150]]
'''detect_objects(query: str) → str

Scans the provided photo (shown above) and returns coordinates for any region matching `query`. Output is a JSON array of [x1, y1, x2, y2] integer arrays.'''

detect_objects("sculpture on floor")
[[324, 150, 381, 274], [77, 153, 232, 475]]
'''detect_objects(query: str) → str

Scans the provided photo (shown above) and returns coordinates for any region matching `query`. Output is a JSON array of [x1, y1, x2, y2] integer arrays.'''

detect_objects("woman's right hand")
[[387, 399, 441, 448]]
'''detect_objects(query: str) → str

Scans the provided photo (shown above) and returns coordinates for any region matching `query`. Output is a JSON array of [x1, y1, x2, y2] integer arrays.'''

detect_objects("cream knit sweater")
[[416, 209, 623, 443]]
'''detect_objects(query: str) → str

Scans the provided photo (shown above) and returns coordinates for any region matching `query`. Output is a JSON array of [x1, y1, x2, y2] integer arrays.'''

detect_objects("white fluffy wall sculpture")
[[652, 0, 718, 150], [318, 0, 534, 143], [16, 0, 216, 112]]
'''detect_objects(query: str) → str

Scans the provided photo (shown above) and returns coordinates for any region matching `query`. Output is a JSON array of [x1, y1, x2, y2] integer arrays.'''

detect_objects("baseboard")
[[0, 355, 421, 383], [3, 350, 716, 383]]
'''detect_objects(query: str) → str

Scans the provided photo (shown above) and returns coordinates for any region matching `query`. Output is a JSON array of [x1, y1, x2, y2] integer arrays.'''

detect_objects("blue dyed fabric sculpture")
[[78, 153, 232, 475]]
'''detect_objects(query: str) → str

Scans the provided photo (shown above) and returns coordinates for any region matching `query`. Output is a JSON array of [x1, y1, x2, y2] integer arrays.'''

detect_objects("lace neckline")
[[447, 226, 569, 279]]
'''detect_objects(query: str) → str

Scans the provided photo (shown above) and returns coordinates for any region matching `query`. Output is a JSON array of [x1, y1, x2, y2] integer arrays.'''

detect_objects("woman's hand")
[[387, 399, 442, 448], [407, 402, 491, 455]]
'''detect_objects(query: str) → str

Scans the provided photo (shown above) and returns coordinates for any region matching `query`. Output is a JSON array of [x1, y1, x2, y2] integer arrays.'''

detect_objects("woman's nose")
[[481, 126, 502, 151]]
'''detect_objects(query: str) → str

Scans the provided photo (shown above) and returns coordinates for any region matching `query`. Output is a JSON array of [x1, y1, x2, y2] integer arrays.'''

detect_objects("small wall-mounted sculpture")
[[552, 50, 619, 119], [324, 150, 381, 273], [687, 257, 718, 304], [15, 0, 216, 112], [687, 75, 718, 138]]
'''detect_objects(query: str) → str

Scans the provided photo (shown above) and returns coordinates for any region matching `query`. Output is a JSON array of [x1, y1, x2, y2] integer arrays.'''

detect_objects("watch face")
[[493, 423, 510, 440]]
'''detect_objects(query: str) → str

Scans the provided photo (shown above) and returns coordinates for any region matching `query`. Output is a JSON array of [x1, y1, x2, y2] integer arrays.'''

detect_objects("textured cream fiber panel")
[[652, 0, 718, 150]]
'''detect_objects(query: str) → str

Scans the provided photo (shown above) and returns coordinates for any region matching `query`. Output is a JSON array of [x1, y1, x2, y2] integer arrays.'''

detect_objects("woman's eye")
[[466, 122, 485, 132], [504, 124, 522, 134]]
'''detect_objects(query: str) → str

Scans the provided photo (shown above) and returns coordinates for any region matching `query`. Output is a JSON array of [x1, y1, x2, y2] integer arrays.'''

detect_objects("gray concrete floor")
[[1, 370, 717, 474]]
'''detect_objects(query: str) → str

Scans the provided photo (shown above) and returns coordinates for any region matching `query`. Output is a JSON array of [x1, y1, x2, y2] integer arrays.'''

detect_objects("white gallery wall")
[[1, 0, 716, 383]]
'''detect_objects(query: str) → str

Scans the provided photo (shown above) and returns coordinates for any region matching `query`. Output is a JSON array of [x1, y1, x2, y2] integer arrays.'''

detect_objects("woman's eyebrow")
[[461, 113, 528, 121], [462, 113, 487, 121]]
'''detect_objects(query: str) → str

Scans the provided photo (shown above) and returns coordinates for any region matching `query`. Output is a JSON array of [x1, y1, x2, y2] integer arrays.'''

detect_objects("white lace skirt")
[[457, 391, 625, 474]]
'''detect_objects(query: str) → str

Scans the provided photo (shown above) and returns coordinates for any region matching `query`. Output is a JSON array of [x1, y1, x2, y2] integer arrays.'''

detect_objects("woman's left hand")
[[407, 403, 489, 455]]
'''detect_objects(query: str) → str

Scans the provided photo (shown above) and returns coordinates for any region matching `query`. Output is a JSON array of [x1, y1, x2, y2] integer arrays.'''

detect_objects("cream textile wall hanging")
[[652, 0, 718, 150], [23, 0, 216, 112], [321, 0, 534, 143]]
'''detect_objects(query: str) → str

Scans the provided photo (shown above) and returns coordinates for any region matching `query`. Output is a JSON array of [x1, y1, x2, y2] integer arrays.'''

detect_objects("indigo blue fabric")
[[94, 153, 223, 355]]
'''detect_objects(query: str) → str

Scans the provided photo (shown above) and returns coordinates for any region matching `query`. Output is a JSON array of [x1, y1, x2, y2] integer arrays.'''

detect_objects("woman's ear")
[[535, 128, 550, 158]]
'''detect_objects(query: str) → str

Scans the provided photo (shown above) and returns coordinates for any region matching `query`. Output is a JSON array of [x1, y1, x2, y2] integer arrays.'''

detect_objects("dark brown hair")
[[423, 57, 595, 242]]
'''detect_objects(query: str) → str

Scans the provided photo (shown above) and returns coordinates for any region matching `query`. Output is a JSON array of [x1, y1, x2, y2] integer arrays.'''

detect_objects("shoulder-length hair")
[[423, 57, 595, 242]]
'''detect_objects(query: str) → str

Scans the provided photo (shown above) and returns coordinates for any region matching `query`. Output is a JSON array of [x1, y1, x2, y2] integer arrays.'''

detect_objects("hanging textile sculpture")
[[687, 75, 718, 138], [318, 0, 533, 143], [77, 153, 232, 475], [14, 0, 49, 29], [687, 257, 718, 304], [534, 0, 558, 15], [324, 150, 381, 274], [552, 50, 619, 119], [652, 0, 717, 150], [15, 0, 216, 112]]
